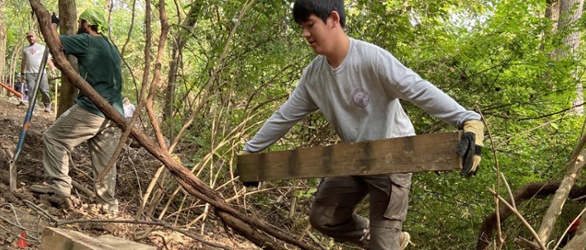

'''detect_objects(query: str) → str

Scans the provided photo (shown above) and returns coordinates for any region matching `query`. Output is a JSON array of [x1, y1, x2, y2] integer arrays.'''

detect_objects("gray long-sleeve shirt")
[[244, 38, 480, 155]]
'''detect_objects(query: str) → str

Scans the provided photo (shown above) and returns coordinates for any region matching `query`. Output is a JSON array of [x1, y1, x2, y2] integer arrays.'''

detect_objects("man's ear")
[[330, 11, 341, 27]]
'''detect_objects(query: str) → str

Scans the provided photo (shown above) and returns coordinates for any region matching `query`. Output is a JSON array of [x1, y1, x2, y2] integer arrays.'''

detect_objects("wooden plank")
[[40, 227, 156, 250], [237, 132, 462, 182]]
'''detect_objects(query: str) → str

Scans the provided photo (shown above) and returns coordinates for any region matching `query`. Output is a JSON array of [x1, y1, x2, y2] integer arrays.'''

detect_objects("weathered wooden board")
[[40, 227, 156, 250], [237, 132, 463, 182]]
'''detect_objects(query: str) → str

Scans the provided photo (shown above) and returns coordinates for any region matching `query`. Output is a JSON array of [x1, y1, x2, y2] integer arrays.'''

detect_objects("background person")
[[123, 97, 135, 121], [15, 74, 29, 107], [19, 31, 57, 112]]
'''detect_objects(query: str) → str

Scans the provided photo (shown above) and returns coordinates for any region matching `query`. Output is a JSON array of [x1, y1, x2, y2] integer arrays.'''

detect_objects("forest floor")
[[0, 94, 259, 250]]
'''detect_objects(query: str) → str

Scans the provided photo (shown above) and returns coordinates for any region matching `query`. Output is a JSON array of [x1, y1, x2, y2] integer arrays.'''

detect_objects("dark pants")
[[309, 174, 411, 250]]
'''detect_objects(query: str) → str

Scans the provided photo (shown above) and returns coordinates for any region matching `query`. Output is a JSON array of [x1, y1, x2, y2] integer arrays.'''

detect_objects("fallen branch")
[[71, 180, 95, 199], [22, 200, 60, 224], [513, 237, 540, 250]]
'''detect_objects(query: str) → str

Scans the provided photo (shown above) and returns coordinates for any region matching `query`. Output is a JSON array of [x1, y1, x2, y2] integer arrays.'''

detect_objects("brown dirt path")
[[0, 94, 258, 250]]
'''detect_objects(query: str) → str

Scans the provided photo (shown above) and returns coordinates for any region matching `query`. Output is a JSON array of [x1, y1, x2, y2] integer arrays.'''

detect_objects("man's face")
[[300, 14, 335, 55], [26, 35, 35, 45], [77, 19, 89, 34]]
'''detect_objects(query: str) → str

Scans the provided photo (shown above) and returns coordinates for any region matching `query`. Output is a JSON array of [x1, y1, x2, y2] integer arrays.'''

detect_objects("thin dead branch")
[[487, 188, 546, 250]]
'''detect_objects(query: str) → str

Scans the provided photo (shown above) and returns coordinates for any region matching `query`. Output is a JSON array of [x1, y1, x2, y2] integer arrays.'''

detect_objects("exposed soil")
[[0, 94, 258, 250]]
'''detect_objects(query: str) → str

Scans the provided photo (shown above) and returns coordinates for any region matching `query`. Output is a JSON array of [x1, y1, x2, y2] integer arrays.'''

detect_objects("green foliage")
[[5, 0, 586, 249], [148, 0, 586, 248]]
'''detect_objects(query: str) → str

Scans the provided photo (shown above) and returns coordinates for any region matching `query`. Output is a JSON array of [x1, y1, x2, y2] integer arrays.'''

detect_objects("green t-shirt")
[[60, 33, 123, 117]]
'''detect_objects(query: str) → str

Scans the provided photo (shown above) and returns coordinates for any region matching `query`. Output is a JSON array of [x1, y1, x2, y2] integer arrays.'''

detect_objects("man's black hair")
[[89, 25, 99, 33], [293, 0, 346, 28]]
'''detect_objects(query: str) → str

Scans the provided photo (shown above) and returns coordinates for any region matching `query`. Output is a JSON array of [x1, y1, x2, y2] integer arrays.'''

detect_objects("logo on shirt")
[[352, 88, 370, 108], [28, 48, 38, 55]]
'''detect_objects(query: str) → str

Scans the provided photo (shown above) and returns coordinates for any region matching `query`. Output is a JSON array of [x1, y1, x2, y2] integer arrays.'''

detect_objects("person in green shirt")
[[30, 8, 123, 216]]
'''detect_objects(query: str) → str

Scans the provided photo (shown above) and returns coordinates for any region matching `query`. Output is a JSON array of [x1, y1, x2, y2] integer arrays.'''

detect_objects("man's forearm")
[[48, 59, 56, 73], [50, 23, 63, 47]]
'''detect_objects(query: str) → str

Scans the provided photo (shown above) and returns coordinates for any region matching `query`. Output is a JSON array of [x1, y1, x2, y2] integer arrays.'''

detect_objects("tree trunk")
[[147, 1, 204, 217], [557, 0, 584, 115], [0, 0, 6, 91], [537, 145, 586, 245], [56, 0, 78, 118], [163, 2, 204, 136], [546, 0, 560, 32], [542, 0, 560, 86]]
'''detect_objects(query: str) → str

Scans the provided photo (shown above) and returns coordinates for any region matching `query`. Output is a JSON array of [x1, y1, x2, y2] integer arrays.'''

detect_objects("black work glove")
[[456, 120, 484, 178], [51, 12, 60, 26], [243, 180, 260, 188], [237, 150, 260, 188]]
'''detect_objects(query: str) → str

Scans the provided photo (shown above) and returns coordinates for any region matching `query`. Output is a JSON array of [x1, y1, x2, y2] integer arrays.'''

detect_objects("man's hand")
[[51, 12, 60, 26], [456, 120, 484, 178], [237, 150, 260, 188]]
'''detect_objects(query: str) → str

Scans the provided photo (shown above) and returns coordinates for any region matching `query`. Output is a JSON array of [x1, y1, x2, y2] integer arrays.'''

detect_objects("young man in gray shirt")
[[241, 0, 484, 249]]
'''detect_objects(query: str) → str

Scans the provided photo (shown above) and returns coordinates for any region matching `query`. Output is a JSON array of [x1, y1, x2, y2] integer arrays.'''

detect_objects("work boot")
[[48, 194, 74, 210], [101, 200, 119, 217], [360, 227, 370, 248], [30, 183, 67, 196], [360, 227, 412, 249]]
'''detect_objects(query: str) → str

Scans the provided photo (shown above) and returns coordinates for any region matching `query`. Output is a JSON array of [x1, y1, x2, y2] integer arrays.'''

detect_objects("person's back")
[[14, 81, 22, 94], [60, 33, 123, 116]]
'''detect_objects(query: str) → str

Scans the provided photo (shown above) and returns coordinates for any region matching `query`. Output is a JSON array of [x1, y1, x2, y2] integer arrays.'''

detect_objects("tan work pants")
[[42, 104, 120, 211], [309, 174, 411, 250]]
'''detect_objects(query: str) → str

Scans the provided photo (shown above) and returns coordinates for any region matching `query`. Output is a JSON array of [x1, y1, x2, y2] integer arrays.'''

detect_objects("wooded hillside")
[[1, 0, 586, 249]]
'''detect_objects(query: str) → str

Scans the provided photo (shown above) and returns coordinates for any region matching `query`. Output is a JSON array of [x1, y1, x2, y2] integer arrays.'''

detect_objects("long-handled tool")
[[8, 48, 50, 192], [0, 82, 24, 99]]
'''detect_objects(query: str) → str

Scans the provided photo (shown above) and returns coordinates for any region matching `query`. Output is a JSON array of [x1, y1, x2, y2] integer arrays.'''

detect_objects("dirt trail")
[[0, 94, 257, 250]]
